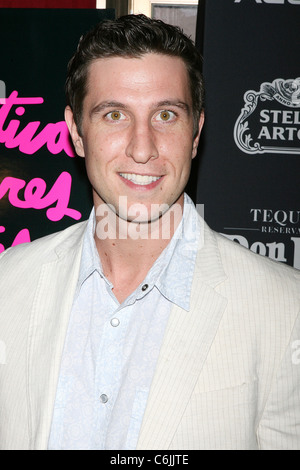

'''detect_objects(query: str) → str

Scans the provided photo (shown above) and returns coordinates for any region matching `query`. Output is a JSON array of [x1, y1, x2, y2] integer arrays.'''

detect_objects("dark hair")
[[65, 14, 204, 136]]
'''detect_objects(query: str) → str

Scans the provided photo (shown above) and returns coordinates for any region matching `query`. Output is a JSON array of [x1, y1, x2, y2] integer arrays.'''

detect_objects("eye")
[[156, 110, 176, 122], [106, 110, 125, 121]]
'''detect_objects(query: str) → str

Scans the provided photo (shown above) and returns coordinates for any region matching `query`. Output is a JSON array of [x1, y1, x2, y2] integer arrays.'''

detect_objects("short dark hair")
[[65, 14, 204, 136]]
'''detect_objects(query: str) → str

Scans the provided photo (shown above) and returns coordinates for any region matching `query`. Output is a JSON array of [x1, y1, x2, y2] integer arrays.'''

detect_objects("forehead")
[[84, 53, 192, 106]]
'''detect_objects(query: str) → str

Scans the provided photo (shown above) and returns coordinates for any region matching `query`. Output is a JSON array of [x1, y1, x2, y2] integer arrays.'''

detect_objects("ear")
[[64, 106, 85, 158], [192, 111, 205, 159]]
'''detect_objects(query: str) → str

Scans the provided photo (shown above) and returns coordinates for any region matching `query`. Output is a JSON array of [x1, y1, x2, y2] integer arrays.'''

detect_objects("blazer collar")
[[194, 216, 228, 288]]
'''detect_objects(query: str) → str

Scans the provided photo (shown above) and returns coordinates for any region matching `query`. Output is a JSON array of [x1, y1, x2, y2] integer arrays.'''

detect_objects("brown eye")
[[160, 111, 171, 121], [111, 111, 121, 120], [105, 110, 126, 123]]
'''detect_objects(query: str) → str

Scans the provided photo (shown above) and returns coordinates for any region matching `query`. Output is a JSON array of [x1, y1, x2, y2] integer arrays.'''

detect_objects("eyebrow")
[[89, 99, 191, 117], [155, 100, 191, 114], [90, 101, 126, 117]]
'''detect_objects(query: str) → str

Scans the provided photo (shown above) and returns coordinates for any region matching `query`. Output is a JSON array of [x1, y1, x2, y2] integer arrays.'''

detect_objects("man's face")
[[66, 53, 204, 222]]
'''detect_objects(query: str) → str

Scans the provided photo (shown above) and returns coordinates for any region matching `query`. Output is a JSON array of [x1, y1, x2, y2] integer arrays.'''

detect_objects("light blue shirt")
[[48, 194, 200, 450]]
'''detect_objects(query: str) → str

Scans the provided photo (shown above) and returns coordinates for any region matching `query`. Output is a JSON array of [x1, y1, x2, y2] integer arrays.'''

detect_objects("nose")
[[125, 121, 159, 163]]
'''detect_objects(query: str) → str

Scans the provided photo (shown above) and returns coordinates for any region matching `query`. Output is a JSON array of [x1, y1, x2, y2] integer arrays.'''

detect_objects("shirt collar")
[[75, 209, 110, 295], [76, 193, 200, 310], [149, 193, 200, 310]]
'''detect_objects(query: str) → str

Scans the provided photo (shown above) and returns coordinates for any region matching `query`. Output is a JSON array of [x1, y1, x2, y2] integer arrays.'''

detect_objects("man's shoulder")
[[214, 228, 300, 287], [0, 221, 87, 330], [0, 220, 88, 267]]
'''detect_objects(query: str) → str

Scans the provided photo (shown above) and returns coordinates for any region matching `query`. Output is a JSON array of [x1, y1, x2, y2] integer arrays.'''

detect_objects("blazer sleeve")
[[257, 309, 300, 449]]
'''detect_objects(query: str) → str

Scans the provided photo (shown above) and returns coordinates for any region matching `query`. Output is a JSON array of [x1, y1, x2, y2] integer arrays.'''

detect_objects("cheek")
[[83, 134, 115, 166], [168, 142, 194, 175], [161, 129, 194, 153], [83, 147, 107, 183], [98, 133, 128, 162]]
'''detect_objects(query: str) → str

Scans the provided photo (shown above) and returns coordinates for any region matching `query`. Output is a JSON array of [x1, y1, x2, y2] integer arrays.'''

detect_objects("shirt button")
[[110, 318, 120, 327], [142, 284, 148, 291], [99, 394, 108, 404]]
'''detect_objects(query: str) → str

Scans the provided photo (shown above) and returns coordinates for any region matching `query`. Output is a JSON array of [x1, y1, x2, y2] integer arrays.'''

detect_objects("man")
[[0, 15, 299, 450]]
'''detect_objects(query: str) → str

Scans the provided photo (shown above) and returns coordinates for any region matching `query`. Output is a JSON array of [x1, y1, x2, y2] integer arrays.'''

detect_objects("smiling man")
[[66, 51, 203, 302], [0, 15, 300, 451], [69, 54, 200, 219]]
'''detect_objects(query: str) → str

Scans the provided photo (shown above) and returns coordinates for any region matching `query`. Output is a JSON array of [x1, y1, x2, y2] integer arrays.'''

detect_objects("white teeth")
[[120, 173, 161, 185]]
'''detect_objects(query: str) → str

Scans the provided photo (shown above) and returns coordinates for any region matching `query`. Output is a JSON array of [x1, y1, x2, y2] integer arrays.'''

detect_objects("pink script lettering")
[[0, 171, 82, 222], [0, 226, 31, 254], [0, 90, 75, 157]]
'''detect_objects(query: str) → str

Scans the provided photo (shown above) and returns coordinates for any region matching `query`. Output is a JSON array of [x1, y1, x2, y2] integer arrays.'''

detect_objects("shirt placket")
[[93, 297, 132, 449]]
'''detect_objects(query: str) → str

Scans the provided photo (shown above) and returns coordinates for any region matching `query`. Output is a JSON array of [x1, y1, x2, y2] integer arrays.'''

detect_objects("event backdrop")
[[0, 8, 114, 253], [196, 0, 300, 269], [1, 4, 299, 270]]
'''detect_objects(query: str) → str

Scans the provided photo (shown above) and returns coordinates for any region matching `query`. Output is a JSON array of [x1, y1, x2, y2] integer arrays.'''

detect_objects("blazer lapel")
[[137, 221, 228, 450], [27, 224, 85, 450]]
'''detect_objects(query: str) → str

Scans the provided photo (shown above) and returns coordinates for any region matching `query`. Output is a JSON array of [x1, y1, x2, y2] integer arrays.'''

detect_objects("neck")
[[93, 201, 183, 302]]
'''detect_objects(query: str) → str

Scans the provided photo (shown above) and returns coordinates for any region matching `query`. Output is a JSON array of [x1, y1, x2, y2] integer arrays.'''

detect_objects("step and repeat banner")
[[0, 3, 299, 270], [0, 8, 114, 253], [196, 0, 300, 269]]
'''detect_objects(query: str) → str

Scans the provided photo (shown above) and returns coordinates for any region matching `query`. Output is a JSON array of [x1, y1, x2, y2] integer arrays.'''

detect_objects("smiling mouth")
[[119, 173, 162, 186]]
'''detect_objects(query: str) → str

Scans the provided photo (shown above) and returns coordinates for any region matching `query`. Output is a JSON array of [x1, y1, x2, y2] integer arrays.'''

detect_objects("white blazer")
[[0, 215, 299, 450]]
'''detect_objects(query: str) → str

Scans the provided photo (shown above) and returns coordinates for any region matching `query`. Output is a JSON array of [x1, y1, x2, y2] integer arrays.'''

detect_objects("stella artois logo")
[[234, 78, 300, 154]]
